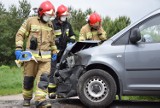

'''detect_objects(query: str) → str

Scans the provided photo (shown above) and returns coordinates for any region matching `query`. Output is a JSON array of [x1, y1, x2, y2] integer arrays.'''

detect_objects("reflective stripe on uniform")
[[19, 27, 26, 33], [35, 89, 47, 97], [25, 31, 29, 37], [51, 45, 57, 50], [23, 89, 33, 98], [79, 36, 85, 41], [86, 32, 92, 39], [70, 35, 75, 40], [55, 29, 62, 36], [16, 40, 23, 46], [26, 49, 51, 59], [66, 29, 69, 36], [31, 25, 52, 31], [92, 31, 98, 36], [48, 83, 56, 88]]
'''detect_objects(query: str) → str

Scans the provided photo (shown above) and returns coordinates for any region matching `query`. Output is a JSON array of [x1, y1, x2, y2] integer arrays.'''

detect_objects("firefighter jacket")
[[15, 16, 57, 61], [53, 18, 75, 51], [79, 24, 107, 41]]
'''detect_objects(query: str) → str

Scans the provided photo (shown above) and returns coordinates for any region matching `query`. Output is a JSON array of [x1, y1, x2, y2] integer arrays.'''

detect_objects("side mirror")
[[130, 28, 141, 44]]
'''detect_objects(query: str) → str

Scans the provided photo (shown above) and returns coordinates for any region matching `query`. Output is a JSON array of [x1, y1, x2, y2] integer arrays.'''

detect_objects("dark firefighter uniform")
[[48, 17, 75, 97]]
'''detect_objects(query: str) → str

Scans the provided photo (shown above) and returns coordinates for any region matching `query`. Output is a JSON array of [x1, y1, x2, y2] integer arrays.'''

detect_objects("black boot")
[[35, 100, 51, 108], [48, 92, 56, 99], [48, 83, 57, 99], [23, 99, 30, 106]]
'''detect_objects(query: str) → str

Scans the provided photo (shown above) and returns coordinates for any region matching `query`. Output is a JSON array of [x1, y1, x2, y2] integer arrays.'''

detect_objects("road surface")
[[0, 94, 160, 108]]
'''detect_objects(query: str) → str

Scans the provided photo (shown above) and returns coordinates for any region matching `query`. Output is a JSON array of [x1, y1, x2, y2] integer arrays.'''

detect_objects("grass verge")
[[0, 65, 23, 96]]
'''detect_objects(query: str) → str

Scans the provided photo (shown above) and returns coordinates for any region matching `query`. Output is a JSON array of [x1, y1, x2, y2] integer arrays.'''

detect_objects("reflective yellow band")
[[16, 40, 23, 46], [23, 89, 33, 98], [19, 27, 26, 33], [70, 36, 75, 40], [79, 36, 85, 41], [32, 53, 51, 59], [41, 55, 51, 59], [55, 29, 62, 36], [26, 49, 51, 58], [48, 83, 56, 88], [35, 90, 47, 97], [66, 31, 69, 36], [51, 46, 57, 50], [31, 25, 52, 31], [92, 31, 98, 36], [55, 32, 62, 36], [25, 32, 29, 37], [86, 32, 92, 39]]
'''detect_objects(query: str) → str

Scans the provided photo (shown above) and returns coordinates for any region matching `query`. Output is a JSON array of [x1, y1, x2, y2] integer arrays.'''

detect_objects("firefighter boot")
[[48, 83, 57, 99], [35, 100, 51, 108], [23, 99, 31, 106]]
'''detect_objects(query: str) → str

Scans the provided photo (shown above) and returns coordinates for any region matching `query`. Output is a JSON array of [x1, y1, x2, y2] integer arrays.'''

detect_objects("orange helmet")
[[38, 1, 55, 17], [57, 5, 69, 17], [89, 13, 101, 26]]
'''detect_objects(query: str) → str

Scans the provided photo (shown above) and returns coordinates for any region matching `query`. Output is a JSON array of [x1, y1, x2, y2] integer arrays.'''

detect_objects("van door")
[[125, 14, 160, 91]]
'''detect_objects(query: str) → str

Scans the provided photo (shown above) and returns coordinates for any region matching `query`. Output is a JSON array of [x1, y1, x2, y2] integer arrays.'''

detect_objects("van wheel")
[[77, 69, 117, 108]]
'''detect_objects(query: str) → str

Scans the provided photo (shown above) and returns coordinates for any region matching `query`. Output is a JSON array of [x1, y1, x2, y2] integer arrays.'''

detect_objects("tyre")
[[77, 69, 117, 108]]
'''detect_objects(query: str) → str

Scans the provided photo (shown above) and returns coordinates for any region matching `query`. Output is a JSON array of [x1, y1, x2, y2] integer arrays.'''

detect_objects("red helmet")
[[89, 13, 101, 26], [38, 1, 55, 17], [57, 5, 69, 17]]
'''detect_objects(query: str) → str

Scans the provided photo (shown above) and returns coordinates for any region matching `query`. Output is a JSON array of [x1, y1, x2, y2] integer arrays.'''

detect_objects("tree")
[[103, 16, 131, 38], [0, 0, 31, 65]]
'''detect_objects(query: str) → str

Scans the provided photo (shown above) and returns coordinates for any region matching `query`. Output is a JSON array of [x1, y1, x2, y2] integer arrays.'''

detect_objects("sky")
[[1, 0, 160, 23]]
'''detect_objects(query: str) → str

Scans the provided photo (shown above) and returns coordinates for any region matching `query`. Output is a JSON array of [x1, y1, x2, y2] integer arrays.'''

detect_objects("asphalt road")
[[0, 98, 160, 108]]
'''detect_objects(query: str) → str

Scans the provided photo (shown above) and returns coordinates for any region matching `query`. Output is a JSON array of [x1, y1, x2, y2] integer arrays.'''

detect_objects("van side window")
[[139, 15, 160, 43]]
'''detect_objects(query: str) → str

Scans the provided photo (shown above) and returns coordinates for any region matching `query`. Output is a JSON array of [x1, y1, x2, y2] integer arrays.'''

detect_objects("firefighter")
[[48, 4, 76, 99], [15, 1, 58, 107], [79, 12, 107, 41]]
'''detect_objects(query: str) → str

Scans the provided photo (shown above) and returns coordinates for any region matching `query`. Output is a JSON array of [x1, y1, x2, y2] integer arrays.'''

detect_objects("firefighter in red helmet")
[[79, 12, 107, 41], [48, 4, 76, 99], [15, 1, 57, 107]]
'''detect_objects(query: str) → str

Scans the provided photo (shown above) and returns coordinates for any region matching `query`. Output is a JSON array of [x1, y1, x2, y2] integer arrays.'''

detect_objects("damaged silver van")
[[53, 8, 160, 107]]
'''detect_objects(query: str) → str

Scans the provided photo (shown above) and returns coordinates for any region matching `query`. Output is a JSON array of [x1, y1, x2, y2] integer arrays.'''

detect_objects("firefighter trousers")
[[23, 60, 50, 102]]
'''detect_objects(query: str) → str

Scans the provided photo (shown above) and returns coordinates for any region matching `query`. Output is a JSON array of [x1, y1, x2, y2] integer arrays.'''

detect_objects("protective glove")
[[15, 50, 22, 60], [67, 42, 73, 47], [52, 54, 57, 61]]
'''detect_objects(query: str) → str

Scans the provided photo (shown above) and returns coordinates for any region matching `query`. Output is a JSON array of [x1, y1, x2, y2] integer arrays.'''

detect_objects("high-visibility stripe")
[[31, 25, 52, 31], [25, 32, 29, 37], [86, 32, 92, 39], [35, 90, 47, 97], [16, 40, 23, 46], [41, 55, 51, 59], [55, 31, 62, 36], [32, 53, 51, 59], [79, 36, 85, 41], [51, 46, 57, 50], [23, 89, 33, 98], [48, 83, 56, 88], [70, 36, 75, 40], [26, 49, 51, 58], [19, 27, 26, 33], [66, 31, 69, 36], [92, 31, 98, 36]]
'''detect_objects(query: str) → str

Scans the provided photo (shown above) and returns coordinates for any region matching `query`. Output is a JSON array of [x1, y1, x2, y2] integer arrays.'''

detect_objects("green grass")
[[122, 96, 160, 101], [0, 65, 160, 101], [0, 65, 23, 96]]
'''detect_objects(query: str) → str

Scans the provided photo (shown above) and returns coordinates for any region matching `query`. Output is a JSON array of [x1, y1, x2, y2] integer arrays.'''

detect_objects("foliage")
[[0, 0, 31, 66]]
